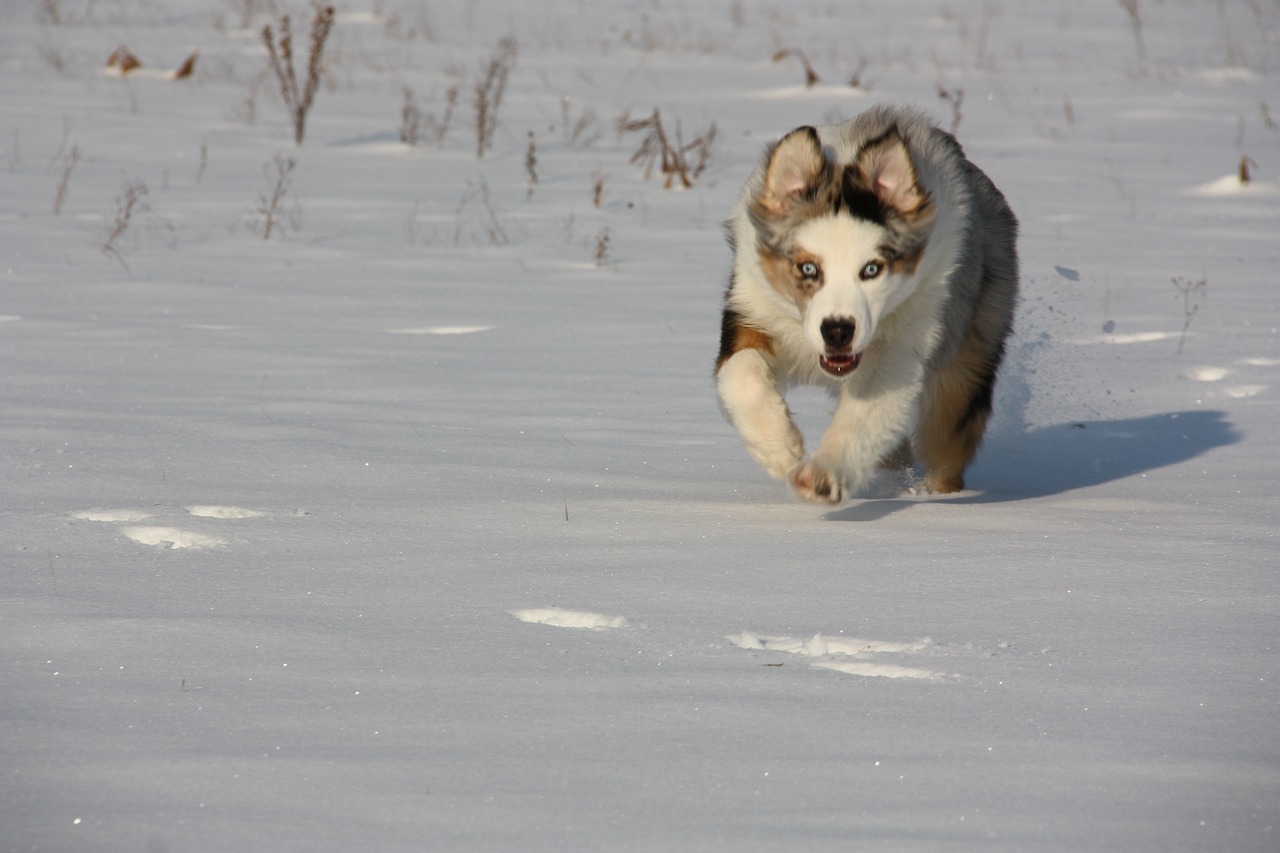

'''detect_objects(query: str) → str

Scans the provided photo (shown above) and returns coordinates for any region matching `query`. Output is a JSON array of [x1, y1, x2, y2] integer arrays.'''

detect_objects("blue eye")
[[798, 261, 820, 279], [860, 261, 883, 280]]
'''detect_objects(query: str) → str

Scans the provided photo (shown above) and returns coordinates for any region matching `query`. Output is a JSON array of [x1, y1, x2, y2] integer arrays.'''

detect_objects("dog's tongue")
[[819, 353, 861, 376]]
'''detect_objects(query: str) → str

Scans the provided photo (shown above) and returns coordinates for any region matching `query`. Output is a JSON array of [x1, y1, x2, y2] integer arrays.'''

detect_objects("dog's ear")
[[758, 126, 826, 215], [854, 128, 931, 221]]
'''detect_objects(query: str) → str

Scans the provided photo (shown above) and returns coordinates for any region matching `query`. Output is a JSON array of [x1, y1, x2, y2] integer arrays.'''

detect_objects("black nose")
[[820, 318, 855, 351]]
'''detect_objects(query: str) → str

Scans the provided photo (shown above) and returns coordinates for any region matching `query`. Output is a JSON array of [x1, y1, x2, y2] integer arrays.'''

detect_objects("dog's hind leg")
[[915, 330, 1005, 493], [879, 436, 914, 471]]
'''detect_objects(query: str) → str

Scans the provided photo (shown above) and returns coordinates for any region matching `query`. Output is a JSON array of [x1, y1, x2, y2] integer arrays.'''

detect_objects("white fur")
[[720, 114, 976, 504], [795, 216, 909, 358], [726, 215, 953, 501], [716, 348, 804, 479]]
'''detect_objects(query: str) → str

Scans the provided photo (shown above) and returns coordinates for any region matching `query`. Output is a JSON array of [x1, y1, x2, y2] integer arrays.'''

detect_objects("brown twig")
[[52, 143, 78, 215], [400, 87, 420, 145], [772, 48, 820, 87], [258, 153, 295, 240], [474, 38, 517, 159], [938, 85, 965, 134], [622, 108, 716, 190], [262, 5, 335, 145], [102, 179, 149, 270], [1239, 155, 1257, 185]]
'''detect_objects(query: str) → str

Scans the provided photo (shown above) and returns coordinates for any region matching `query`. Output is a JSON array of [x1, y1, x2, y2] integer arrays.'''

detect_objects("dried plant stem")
[[847, 58, 870, 89], [594, 226, 612, 268], [1172, 276, 1207, 354], [429, 85, 458, 146], [400, 87, 420, 145], [52, 143, 78, 215], [48, 549, 60, 597], [478, 179, 508, 246], [474, 37, 518, 159], [525, 132, 538, 199], [258, 153, 295, 240], [591, 169, 607, 208], [1118, 0, 1147, 74], [938, 85, 965, 134], [621, 108, 717, 190], [262, 5, 335, 145], [1239, 156, 1256, 185], [772, 48, 820, 87], [102, 179, 148, 270]]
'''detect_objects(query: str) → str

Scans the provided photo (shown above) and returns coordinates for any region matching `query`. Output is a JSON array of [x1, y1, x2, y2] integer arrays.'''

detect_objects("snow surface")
[[2, 1, 1278, 850]]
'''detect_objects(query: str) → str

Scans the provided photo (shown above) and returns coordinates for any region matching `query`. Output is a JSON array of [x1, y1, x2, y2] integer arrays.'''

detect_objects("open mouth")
[[819, 352, 861, 377]]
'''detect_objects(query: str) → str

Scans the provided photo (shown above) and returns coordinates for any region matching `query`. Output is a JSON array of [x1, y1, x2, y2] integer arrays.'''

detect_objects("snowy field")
[[2, 0, 1278, 850]]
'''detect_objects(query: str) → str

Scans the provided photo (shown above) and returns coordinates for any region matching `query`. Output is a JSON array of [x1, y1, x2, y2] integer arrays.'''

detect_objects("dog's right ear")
[[758, 126, 826, 216]]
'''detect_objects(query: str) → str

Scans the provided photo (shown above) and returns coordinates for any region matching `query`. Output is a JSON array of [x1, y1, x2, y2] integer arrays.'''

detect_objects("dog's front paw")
[[789, 460, 845, 505]]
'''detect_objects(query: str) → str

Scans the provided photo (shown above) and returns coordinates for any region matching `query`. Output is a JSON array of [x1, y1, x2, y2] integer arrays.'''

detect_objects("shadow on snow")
[[826, 410, 1238, 521]]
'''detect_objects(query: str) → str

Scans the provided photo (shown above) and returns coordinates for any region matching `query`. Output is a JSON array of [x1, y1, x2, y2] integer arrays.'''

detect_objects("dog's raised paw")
[[789, 461, 844, 504]]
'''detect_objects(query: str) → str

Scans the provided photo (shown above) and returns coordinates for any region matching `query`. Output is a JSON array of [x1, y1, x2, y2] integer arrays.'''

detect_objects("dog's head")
[[748, 125, 936, 377]]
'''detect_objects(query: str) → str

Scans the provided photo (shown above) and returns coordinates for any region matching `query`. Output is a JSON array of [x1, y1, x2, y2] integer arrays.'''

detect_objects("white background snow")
[[2, 0, 1278, 850]]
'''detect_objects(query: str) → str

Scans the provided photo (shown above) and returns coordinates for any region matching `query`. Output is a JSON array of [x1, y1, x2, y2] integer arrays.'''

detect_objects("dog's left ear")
[[854, 128, 931, 220]]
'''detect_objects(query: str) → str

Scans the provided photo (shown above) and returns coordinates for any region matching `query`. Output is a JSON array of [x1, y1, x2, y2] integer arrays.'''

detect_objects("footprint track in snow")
[[509, 607, 633, 630], [1182, 359, 1272, 399], [1184, 366, 1229, 382], [509, 608, 980, 681], [726, 631, 951, 680], [187, 505, 267, 519], [120, 526, 229, 549], [387, 325, 493, 336], [70, 505, 272, 550]]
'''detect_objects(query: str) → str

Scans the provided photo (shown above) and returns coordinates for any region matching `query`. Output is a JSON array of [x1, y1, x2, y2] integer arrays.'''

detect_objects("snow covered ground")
[[2, 1, 1278, 850]]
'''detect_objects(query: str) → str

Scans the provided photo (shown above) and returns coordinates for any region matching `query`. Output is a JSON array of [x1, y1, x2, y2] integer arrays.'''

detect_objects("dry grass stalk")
[[102, 179, 149, 270], [594, 227, 611, 268], [1118, 0, 1147, 74], [1172, 275, 1207, 354], [772, 48, 820, 87], [591, 169, 607, 208], [106, 46, 142, 74], [258, 153, 295, 240], [52, 143, 79, 215], [400, 87, 421, 145], [474, 37, 518, 159], [525, 131, 538, 199], [262, 5, 336, 145], [847, 58, 870, 89], [938, 85, 965, 134], [621, 108, 717, 190], [172, 50, 198, 80], [560, 97, 600, 148], [428, 85, 459, 146], [1239, 155, 1256, 185], [478, 179, 508, 246]]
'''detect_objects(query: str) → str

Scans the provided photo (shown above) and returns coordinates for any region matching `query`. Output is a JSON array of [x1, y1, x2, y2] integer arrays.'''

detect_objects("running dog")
[[716, 105, 1019, 503]]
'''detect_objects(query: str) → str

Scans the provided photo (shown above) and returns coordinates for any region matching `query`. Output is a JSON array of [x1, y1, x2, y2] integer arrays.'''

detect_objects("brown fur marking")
[[885, 240, 928, 277], [757, 246, 822, 305], [915, 330, 1002, 493], [716, 308, 776, 371]]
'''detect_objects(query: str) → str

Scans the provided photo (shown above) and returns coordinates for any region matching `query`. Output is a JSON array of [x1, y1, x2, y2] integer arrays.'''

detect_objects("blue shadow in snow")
[[826, 410, 1238, 520]]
